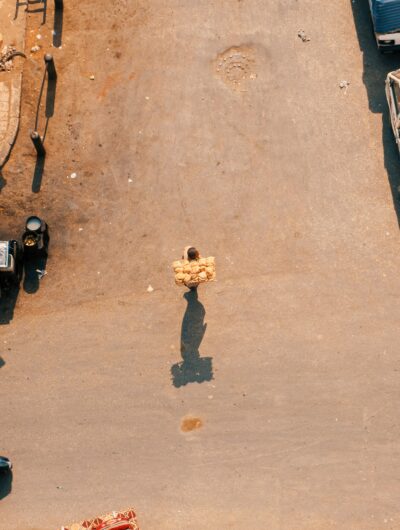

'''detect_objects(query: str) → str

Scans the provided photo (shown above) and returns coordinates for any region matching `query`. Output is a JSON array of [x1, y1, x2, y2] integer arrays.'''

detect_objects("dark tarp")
[[371, 0, 400, 33]]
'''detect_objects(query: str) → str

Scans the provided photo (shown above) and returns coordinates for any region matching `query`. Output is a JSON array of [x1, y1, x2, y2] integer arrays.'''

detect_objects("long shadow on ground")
[[171, 290, 213, 388]]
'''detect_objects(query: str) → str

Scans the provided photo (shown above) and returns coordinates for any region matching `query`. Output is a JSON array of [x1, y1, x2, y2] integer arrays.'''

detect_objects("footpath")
[[0, 0, 26, 167]]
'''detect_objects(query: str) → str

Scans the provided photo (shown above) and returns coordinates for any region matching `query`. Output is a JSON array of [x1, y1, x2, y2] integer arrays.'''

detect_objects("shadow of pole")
[[351, 0, 400, 226], [31, 152, 46, 193], [53, 4, 63, 48], [31, 56, 57, 192], [171, 290, 213, 388], [45, 78, 57, 120]]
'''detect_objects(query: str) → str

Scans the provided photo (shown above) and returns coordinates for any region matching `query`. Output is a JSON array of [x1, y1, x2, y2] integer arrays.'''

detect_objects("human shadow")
[[23, 254, 47, 294], [171, 290, 213, 388], [351, 0, 400, 225], [0, 284, 20, 325], [0, 468, 12, 501]]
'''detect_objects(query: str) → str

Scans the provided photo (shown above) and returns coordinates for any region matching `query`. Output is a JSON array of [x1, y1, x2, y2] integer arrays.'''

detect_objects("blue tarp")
[[371, 0, 400, 33]]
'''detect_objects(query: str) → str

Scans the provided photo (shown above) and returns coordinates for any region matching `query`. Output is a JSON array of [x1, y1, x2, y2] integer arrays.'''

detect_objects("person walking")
[[172, 246, 215, 290], [183, 246, 200, 291]]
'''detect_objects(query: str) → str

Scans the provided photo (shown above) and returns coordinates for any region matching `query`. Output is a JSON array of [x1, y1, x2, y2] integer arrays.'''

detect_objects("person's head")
[[187, 247, 198, 260]]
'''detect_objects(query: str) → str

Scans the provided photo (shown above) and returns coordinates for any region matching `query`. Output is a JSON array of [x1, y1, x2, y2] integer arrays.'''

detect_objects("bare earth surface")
[[1, 0, 400, 529]]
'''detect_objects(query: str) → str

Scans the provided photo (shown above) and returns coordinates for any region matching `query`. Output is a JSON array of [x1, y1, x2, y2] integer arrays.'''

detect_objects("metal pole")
[[44, 54, 57, 81], [30, 131, 46, 157], [54, 0, 63, 9]]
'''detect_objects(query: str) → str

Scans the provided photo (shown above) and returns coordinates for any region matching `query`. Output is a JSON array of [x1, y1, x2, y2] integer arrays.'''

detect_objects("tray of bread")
[[172, 256, 216, 286]]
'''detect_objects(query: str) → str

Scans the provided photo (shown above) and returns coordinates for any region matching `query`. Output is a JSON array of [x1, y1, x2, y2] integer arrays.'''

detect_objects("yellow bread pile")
[[173, 257, 216, 286]]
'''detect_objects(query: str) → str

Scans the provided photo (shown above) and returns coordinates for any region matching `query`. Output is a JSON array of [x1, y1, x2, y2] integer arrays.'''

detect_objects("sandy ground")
[[1, 0, 400, 528]]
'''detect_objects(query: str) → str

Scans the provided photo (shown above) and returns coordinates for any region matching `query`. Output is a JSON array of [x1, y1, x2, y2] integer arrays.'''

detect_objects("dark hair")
[[187, 247, 198, 260]]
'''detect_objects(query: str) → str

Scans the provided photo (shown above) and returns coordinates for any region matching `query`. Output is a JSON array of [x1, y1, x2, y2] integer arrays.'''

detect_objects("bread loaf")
[[172, 256, 216, 286]]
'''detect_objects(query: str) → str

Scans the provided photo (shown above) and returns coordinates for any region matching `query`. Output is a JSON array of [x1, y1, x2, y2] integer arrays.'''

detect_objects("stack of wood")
[[173, 257, 216, 286]]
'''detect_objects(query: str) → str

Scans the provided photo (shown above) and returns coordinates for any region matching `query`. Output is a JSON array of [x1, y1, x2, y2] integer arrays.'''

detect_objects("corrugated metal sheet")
[[371, 0, 400, 33]]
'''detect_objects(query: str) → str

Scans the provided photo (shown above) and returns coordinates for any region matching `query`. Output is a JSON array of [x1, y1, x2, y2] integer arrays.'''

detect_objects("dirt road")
[[1, 1, 400, 529]]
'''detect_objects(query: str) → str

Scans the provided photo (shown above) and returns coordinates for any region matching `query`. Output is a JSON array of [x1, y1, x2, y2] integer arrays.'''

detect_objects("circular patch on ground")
[[215, 45, 257, 89], [181, 416, 203, 432]]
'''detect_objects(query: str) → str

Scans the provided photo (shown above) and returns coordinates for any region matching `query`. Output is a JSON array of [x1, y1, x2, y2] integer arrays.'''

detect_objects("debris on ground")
[[0, 46, 26, 72], [339, 80, 350, 91], [147, 284, 154, 292], [298, 30, 311, 42], [30, 45, 41, 53]]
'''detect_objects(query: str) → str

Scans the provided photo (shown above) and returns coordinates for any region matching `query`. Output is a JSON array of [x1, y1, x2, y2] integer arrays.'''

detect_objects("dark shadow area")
[[351, 0, 400, 225], [31, 65, 56, 192], [0, 170, 6, 192], [45, 77, 57, 119], [32, 153, 45, 193], [14, 0, 27, 19], [0, 470, 12, 501], [171, 290, 213, 388], [0, 285, 20, 325], [14, 0, 24, 20], [23, 254, 47, 294], [0, 357, 5, 369], [15, 0, 47, 23], [53, 5, 63, 48]]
